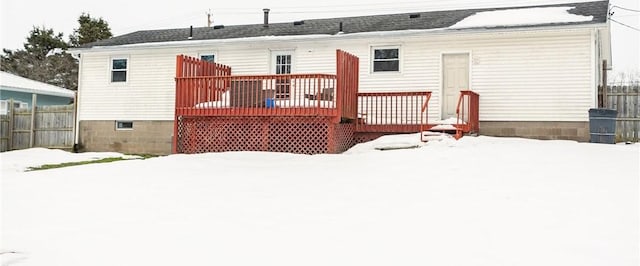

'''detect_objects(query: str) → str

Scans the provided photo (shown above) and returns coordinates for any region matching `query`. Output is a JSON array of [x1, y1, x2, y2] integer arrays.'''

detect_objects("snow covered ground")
[[1, 135, 638, 266]]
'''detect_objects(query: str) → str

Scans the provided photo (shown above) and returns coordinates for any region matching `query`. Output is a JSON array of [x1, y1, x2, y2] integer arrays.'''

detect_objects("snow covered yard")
[[1, 135, 638, 266]]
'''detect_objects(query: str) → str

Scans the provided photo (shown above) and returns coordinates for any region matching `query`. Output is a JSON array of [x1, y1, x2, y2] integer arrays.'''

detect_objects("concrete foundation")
[[479, 121, 589, 142], [77, 120, 590, 155], [78, 120, 173, 155]]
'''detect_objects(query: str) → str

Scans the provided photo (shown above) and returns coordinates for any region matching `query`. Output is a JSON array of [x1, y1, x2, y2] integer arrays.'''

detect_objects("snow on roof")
[[449, 6, 594, 29], [0, 71, 75, 98]]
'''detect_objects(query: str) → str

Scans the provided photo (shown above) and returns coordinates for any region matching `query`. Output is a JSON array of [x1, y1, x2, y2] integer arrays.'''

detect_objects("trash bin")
[[588, 108, 617, 144], [265, 98, 275, 108]]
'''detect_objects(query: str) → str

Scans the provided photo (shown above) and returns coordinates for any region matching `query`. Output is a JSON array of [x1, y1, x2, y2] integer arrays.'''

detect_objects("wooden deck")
[[174, 50, 358, 121], [173, 50, 479, 154], [173, 50, 360, 154]]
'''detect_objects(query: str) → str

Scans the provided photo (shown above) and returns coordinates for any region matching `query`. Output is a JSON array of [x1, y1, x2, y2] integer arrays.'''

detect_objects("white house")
[[70, 0, 611, 154]]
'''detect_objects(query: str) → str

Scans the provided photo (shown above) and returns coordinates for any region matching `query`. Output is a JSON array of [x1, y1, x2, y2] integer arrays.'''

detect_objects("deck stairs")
[[420, 90, 479, 141]]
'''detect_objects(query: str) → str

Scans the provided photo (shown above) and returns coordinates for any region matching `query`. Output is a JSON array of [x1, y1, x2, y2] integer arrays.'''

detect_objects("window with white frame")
[[115, 120, 133, 130], [271, 51, 293, 99], [0, 100, 7, 115], [273, 53, 292, 75], [111, 58, 128, 82], [0, 100, 28, 115], [372, 47, 400, 72]]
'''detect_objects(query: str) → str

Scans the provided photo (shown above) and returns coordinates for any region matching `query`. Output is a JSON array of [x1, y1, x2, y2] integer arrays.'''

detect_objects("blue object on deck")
[[265, 98, 275, 108], [588, 108, 617, 144]]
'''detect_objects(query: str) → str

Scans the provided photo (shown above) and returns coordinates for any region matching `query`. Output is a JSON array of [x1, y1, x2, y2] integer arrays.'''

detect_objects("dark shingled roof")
[[82, 0, 608, 48]]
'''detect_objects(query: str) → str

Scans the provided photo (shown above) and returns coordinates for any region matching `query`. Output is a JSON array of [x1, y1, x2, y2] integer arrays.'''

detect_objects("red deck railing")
[[176, 55, 232, 78], [355, 91, 432, 133], [175, 74, 339, 117], [174, 50, 359, 119], [336, 50, 359, 121], [456, 90, 480, 134]]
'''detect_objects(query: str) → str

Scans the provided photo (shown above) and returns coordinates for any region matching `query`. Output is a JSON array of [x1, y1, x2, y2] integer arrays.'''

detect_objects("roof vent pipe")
[[188, 26, 193, 39], [263, 8, 270, 28]]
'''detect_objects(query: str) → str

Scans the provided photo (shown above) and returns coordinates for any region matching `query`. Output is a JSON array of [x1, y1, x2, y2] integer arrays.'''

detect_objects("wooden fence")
[[1, 100, 75, 152], [604, 84, 640, 142]]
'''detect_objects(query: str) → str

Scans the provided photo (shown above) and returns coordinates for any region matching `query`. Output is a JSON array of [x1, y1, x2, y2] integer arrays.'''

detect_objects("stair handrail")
[[455, 90, 480, 134], [420, 91, 433, 142], [455, 89, 466, 126]]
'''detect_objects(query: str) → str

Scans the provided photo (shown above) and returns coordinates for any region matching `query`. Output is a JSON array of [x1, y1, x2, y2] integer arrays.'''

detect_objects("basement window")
[[115, 121, 133, 130], [111, 58, 128, 82], [372, 47, 400, 72]]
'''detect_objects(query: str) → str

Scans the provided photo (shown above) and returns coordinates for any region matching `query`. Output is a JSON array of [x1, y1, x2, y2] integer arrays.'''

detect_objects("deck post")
[[335, 50, 343, 122], [261, 118, 270, 151], [327, 123, 336, 153], [173, 55, 184, 154]]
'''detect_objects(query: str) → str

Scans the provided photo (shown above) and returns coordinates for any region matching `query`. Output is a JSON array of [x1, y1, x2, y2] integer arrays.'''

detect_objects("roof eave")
[[1, 85, 76, 98], [71, 22, 609, 53]]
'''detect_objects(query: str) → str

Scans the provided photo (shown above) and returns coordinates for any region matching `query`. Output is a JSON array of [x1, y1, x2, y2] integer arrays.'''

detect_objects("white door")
[[442, 53, 469, 119], [271, 51, 293, 99]]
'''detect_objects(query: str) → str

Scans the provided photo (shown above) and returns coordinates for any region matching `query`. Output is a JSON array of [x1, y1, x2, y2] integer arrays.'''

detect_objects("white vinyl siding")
[[77, 28, 595, 122], [469, 33, 592, 121], [78, 46, 268, 121], [80, 51, 177, 121]]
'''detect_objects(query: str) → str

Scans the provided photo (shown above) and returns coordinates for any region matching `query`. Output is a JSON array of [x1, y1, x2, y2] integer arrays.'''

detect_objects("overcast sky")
[[1, 0, 638, 75]]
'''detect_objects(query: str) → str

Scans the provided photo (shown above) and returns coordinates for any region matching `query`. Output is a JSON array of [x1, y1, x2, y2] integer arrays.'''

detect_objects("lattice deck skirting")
[[177, 116, 355, 154]]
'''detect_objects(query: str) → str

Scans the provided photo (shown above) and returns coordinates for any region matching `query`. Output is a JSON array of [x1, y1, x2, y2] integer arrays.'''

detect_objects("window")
[[0, 100, 28, 115], [116, 121, 133, 130], [271, 51, 293, 99], [200, 54, 215, 63], [274, 54, 292, 75], [0, 100, 7, 115], [372, 47, 400, 72], [111, 58, 128, 82]]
